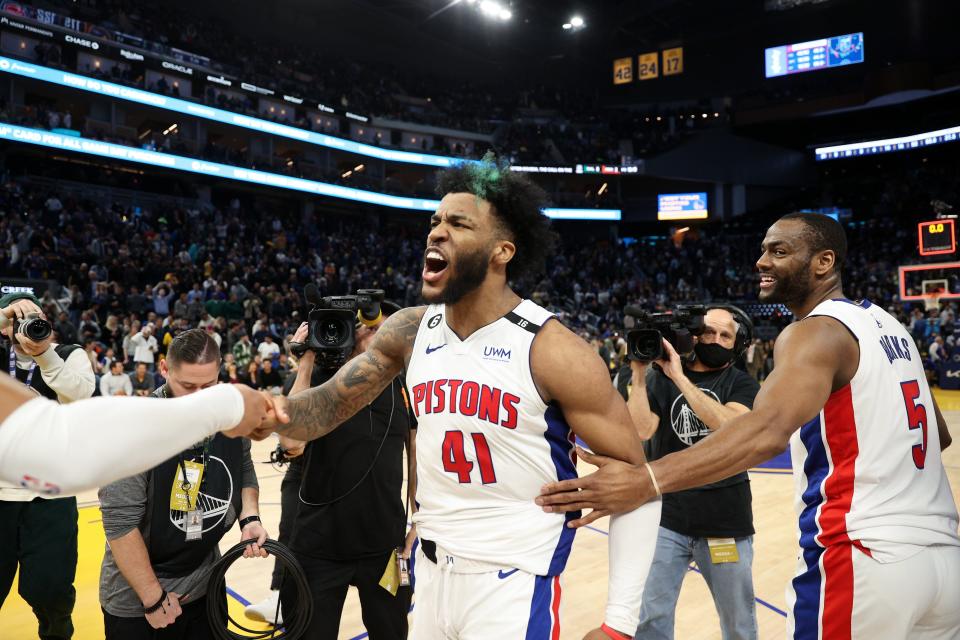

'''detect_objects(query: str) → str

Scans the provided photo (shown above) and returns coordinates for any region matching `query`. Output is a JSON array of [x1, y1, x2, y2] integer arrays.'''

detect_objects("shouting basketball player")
[[271, 157, 662, 639], [538, 212, 960, 639]]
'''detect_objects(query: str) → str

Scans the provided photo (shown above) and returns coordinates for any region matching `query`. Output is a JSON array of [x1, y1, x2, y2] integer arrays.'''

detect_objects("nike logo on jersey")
[[426, 344, 447, 354], [497, 568, 519, 579]]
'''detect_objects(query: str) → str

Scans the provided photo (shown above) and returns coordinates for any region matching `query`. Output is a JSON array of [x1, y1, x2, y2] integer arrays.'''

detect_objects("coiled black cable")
[[206, 538, 313, 640]]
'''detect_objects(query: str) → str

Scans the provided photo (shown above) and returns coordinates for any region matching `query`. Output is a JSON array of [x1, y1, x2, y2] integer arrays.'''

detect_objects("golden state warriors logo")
[[670, 390, 720, 446]]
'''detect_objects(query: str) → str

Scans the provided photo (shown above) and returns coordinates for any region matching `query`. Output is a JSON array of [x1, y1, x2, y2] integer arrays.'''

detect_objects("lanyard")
[[177, 437, 212, 510], [9, 348, 37, 388]]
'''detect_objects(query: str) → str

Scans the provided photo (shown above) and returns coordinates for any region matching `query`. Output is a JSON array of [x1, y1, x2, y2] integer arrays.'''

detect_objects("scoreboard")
[[918, 220, 956, 256], [765, 32, 864, 78]]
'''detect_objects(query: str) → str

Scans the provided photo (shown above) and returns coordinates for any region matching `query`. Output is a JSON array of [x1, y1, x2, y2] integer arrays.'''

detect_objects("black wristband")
[[143, 589, 167, 614], [238, 515, 261, 530]]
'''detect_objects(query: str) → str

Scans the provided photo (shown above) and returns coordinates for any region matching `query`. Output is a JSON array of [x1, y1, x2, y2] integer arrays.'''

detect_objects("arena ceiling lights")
[[465, 0, 512, 21], [0, 122, 621, 220]]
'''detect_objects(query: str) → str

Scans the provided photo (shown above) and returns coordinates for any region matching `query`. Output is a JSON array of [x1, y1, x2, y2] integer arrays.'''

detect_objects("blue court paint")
[[757, 448, 792, 469], [225, 586, 251, 607]]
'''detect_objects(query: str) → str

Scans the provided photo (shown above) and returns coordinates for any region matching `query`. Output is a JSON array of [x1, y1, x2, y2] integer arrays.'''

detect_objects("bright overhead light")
[[480, 0, 498, 15], [570, 15, 584, 27], [499, 8, 511, 20], [562, 22, 572, 29]]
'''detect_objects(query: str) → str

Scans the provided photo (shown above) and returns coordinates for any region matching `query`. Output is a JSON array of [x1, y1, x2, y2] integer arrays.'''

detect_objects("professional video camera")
[[292, 284, 385, 370], [14, 313, 52, 342], [624, 304, 706, 362]]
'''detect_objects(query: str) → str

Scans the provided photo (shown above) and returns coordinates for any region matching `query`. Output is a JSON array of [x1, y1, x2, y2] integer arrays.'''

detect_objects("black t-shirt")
[[620, 364, 760, 538], [291, 378, 411, 560]]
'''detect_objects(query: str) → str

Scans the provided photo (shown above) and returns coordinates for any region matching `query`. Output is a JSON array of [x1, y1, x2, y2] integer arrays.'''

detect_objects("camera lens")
[[19, 317, 52, 342], [320, 318, 350, 346]]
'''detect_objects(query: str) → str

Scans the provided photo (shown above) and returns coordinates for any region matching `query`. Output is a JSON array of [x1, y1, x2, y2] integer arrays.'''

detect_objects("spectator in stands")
[[130, 362, 155, 397], [257, 334, 280, 363], [101, 360, 134, 396], [260, 359, 283, 393], [930, 335, 947, 365], [130, 325, 159, 371], [233, 333, 254, 369]]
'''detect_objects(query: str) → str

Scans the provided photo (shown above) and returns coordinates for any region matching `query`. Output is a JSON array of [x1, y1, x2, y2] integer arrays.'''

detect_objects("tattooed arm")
[[273, 306, 425, 441]]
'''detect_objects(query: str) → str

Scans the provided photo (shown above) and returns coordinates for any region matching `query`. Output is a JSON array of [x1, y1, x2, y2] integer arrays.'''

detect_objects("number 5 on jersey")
[[443, 431, 497, 484], [900, 380, 927, 469]]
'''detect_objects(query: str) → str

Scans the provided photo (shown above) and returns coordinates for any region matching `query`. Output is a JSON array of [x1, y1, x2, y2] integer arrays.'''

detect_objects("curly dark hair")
[[435, 154, 557, 281]]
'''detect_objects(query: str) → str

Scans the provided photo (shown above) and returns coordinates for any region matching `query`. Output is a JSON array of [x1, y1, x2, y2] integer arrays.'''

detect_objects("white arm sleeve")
[[605, 498, 662, 636], [0, 384, 244, 496]]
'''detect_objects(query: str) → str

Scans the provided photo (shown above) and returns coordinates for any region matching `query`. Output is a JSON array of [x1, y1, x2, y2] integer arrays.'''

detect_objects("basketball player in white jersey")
[[270, 158, 662, 639], [0, 305, 276, 495], [538, 212, 960, 639]]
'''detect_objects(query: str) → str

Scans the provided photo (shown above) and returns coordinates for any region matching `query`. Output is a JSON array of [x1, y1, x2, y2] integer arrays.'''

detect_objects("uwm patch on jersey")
[[406, 300, 579, 576]]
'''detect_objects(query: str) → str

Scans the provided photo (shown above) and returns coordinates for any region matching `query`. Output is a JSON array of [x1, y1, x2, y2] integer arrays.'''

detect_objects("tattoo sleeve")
[[278, 307, 424, 441]]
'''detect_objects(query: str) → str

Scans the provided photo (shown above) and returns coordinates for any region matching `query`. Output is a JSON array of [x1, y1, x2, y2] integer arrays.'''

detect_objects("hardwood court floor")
[[4, 390, 960, 639]]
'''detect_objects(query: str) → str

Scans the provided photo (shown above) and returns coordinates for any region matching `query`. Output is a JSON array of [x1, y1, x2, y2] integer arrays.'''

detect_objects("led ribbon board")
[[0, 122, 621, 219], [815, 124, 960, 161], [0, 56, 462, 168]]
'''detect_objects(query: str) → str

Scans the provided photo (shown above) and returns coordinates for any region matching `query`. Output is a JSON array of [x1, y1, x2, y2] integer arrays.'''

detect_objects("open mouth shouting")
[[423, 247, 449, 284]]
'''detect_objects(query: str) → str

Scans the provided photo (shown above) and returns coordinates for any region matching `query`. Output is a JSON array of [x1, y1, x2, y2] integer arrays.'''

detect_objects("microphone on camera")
[[356, 289, 384, 327]]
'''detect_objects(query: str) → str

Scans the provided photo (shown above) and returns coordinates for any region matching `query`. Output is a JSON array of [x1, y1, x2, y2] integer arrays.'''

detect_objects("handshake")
[[224, 386, 292, 441]]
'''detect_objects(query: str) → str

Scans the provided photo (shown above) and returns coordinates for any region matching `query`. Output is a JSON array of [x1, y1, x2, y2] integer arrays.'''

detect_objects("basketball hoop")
[[922, 278, 948, 312]]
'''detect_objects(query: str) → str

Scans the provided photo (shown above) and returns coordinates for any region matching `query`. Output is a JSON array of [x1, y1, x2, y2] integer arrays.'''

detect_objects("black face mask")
[[694, 342, 736, 369]]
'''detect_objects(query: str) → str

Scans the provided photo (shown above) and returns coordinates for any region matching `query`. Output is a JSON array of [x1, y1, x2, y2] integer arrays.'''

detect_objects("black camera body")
[[296, 287, 385, 370], [625, 304, 706, 362], [14, 313, 52, 342]]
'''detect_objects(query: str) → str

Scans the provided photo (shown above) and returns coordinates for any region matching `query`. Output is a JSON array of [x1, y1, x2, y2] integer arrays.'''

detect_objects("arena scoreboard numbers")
[[918, 220, 956, 257]]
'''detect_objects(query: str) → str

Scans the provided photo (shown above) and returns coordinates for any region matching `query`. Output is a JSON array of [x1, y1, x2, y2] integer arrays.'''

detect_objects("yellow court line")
[[2, 505, 270, 639]]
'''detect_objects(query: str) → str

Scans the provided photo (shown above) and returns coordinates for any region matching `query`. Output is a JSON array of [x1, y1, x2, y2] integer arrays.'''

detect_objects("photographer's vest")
[[147, 385, 243, 578], [1, 343, 81, 402]]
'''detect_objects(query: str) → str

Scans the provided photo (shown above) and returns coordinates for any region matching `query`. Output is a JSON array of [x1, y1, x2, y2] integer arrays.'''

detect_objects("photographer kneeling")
[[617, 306, 760, 640], [274, 295, 414, 640]]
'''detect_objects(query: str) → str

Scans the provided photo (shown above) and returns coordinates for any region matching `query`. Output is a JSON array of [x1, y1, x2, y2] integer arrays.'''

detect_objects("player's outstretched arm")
[[0, 379, 271, 495], [274, 307, 425, 442], [539, 316, 856, 520]]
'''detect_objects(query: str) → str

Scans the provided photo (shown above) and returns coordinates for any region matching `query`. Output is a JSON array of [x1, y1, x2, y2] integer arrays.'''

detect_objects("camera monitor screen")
[[658, 193, 708, 221]]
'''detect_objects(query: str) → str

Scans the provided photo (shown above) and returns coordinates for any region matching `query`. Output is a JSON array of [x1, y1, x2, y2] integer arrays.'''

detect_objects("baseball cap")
[[0, 291, 42, 309]]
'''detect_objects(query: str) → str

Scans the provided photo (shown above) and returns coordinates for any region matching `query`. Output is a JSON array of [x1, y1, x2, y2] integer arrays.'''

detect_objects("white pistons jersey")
[[406, 300, 578, 577], [791, 299, 960, 564]]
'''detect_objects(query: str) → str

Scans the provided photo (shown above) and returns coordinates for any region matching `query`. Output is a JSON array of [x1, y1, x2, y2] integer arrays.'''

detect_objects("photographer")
[[270, 299, 414, 639], [618, 306, 760, 640], [0, 292, 95, 640]]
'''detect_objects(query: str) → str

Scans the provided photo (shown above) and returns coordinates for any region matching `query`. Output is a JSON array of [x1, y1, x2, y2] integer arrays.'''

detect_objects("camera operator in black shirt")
[[616, 305, 760, 640], [258, 298, 414, 639]]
